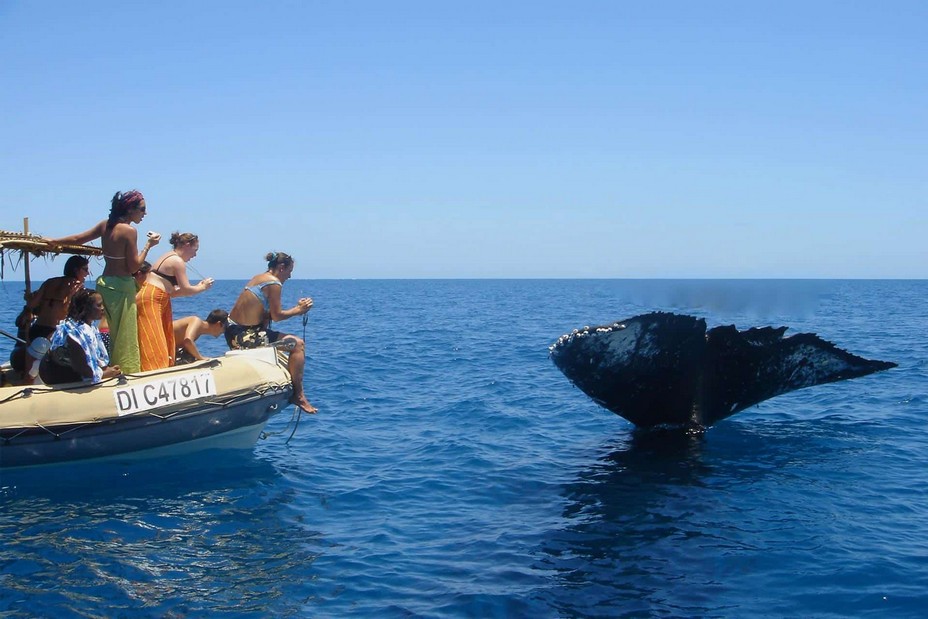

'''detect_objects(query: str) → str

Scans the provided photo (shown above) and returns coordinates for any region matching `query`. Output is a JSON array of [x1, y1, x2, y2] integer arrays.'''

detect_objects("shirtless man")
[[24, 255, 91, 341], [51, 190, 160, 373], [227, 251, 316, 413], [173, 309, 228, 364], [9, 255, 91, 374]]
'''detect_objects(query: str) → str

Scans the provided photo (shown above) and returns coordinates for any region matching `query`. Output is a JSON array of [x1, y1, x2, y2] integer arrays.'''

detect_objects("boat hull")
[[0, 392, 289, 468], [0, 348, 293, 469]]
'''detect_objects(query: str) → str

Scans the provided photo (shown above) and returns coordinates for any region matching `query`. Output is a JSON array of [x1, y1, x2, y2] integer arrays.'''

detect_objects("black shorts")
[[175, 346, 197, 365]]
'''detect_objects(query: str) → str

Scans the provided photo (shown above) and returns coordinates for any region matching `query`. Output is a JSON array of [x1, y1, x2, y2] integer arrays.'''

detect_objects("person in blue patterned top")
[[39, 288, 123, 385]]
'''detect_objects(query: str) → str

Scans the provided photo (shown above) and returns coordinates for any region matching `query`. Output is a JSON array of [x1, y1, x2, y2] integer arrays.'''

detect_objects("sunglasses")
[[137, 205, 147, 213]]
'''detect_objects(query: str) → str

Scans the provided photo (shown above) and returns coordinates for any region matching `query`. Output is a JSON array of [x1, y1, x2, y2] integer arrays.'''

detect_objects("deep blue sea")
[[1, 279, 926, 618]]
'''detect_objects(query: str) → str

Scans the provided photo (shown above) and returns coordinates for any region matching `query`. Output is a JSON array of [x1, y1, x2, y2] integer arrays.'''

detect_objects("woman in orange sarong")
[[137, 232, 214, 371]]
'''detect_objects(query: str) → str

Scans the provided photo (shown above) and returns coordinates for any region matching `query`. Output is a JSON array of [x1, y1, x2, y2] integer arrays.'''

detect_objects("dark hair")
[[63, 255, 89, 278], [133, 261, 152, 276], [170, 232, 198, 248], [107, 190, 145, 230], [68, 288, 101, 322], [266, 251, 294, 270], [206, 309, 229, 325]]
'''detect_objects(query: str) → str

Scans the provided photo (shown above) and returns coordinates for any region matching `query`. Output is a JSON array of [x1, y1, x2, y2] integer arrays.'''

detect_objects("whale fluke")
[[549, 312, 896, 429]]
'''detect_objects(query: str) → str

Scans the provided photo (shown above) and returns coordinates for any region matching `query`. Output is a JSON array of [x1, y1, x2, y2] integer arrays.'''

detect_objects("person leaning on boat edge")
[[39, 288, 122, 385], [50, 190, 160, 374], [227, 251, 316, 414], [173, 309, 228, 365]]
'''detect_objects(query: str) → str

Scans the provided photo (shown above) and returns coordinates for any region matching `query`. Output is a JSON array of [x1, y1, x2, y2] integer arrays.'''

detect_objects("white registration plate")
[[113, 371, 217, 416]]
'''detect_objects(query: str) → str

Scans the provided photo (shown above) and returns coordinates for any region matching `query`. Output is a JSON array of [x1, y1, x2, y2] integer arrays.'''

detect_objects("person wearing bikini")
[[227, 251, 316, 414], [136, 232, 214, 370], [51, 190, 160, 373]]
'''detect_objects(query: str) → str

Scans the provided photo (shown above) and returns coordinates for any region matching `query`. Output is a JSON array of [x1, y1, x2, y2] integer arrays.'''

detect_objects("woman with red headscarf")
[[51, 190, 161, 373]]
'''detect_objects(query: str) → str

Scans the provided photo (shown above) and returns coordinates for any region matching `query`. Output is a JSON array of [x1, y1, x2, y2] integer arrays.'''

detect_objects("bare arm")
[[27, 282, 47, 312], [51, 220, 107, 246], [124, 227, 158, 274], [266, 286, 313, 322], [180, 321, 205, 360], [167, 258, 212, 298]]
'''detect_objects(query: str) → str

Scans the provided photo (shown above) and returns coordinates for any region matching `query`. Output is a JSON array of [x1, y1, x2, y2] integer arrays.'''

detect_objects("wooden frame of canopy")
[[0, 217, 102, 296]]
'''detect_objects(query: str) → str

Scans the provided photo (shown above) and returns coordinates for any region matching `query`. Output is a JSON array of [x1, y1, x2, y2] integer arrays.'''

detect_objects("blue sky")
[[1, 1, 925, 281]]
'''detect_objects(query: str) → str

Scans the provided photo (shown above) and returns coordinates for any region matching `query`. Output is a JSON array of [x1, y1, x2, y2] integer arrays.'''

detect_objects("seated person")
[[227, 252, 316, 413], [39, 288, 122, 385], [173, 309, 229, 364], [10, 255, 90, 372]]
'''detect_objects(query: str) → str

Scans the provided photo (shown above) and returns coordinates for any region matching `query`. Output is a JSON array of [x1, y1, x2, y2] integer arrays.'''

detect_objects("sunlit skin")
[[145, 239, 213, 297], [51, 198, 160, 276], [26, 262, 90, 328], [229, 260, 316, 414], [172, 315, 226, 361]]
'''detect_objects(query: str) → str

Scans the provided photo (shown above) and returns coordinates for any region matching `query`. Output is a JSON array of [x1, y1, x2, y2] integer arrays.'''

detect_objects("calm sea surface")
[[1, 279, 926, 618]]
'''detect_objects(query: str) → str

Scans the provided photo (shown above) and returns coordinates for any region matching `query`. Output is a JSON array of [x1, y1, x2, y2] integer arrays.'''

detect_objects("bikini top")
[[152, 255, 179, 287], [153, 269, 179, 286], [245, 279, 282, 311]]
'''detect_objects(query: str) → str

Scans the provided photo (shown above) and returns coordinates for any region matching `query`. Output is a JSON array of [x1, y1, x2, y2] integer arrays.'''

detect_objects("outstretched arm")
[[50, 220, 107, 246], [168, 258, 213, 298]]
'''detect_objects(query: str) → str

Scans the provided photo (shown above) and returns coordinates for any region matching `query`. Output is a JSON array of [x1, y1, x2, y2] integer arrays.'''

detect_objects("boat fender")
[[24, 337, 50, 382]]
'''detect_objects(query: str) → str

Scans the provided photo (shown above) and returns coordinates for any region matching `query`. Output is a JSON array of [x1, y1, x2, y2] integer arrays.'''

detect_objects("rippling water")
[[1, 279, 926, 617]]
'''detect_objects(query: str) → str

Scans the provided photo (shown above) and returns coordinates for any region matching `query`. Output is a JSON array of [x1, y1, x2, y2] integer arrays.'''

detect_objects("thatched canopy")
[[0, 230, 102, 258]]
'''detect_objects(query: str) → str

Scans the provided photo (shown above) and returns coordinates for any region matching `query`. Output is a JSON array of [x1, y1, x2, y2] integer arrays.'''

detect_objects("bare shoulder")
[[116, 222, 138, 240], [174, 315, 195, 327], [88, 219, 108, 236], [246, 273, 272, 286]]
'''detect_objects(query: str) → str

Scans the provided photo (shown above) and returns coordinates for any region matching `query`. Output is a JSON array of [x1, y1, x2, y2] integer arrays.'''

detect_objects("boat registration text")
[[113, 371, 217, 416]]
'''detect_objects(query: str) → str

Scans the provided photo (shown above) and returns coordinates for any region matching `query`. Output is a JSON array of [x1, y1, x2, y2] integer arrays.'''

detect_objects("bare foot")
[[290, 394, 318, 414]]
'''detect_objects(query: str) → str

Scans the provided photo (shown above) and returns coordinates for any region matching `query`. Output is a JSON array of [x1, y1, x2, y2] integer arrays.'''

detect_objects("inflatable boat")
[[1, 221, 297, 469], [0, 347, 293, 468]]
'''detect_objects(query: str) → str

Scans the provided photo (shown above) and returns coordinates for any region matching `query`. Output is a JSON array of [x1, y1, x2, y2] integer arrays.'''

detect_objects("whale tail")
[[550, 312, 897, 429]]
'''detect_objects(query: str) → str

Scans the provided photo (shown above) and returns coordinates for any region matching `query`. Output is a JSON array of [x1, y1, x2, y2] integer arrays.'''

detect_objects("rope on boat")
[[258, 404, 302, 443], [1, 379, 291, 443], [1, 352, 299, 447]]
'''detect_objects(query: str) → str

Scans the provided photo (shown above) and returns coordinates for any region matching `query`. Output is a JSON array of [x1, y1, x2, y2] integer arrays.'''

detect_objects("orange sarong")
[[137, 283, 175, 371]]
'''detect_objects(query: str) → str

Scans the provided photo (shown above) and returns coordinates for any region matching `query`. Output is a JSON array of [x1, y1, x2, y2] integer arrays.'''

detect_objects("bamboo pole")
[[23, 217, 32, 296]]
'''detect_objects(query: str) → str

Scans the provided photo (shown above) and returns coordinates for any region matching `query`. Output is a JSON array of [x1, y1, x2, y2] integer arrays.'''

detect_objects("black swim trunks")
[[174, 346, 197, 365]]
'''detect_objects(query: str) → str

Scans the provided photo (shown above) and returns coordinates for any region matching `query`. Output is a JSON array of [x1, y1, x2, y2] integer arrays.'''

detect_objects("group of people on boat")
[[8, 189, 317, 414]]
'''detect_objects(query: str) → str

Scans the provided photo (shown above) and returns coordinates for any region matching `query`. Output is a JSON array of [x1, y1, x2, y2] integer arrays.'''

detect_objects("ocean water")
[[0, 279, 926, 618]]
